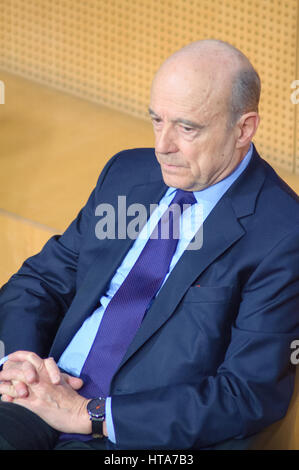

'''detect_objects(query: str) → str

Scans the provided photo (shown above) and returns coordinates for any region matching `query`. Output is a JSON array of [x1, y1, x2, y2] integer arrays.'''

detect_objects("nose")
[[155, 124, 178, 154]]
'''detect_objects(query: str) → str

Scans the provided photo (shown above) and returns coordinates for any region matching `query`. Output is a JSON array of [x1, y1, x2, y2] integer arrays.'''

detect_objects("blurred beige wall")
[[1, 0, 298, 172]]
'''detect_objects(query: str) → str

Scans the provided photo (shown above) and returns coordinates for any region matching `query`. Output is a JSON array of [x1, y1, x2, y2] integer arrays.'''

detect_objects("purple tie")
[[78, 189, 196, 400]]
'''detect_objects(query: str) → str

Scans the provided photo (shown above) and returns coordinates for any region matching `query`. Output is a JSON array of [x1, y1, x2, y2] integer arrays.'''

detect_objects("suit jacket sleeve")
[[110, 228, 299, 449], [0, 152, 121, 357]]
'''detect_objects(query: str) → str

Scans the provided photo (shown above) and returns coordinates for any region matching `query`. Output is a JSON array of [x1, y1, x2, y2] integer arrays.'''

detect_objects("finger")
[[63, 374, 83, 390], [0, 378, 29, 398], [0, 360, 37, 384], [0, 366, 29, 383], [6, 351, 44, 373], [12, 380, 29, 398], [1, 394, 14, 403], [44, 358, 61, 385], [21, 361, 39, 384], [7, 351, 45, 384], [0, 381, 19, 398]]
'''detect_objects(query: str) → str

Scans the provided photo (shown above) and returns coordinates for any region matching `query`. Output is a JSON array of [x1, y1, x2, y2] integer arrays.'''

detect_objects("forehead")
[[150, 62, 230, 121]]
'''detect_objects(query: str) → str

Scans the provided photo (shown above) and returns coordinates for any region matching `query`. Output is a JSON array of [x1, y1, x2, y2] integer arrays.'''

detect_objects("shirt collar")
[[167, 143, 253, 204]]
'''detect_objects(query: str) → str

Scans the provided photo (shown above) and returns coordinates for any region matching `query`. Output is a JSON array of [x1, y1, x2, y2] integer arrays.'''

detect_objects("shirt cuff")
[[105, 397, 116, 444], [0, 355, 8, 369]]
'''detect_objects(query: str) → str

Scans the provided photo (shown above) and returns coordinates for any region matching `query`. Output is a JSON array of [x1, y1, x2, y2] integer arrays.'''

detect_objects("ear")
[[235, 112, 260, 149]]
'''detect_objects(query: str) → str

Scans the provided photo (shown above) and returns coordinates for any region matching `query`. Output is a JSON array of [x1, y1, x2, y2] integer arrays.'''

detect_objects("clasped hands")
[[0, 351, 106, 436]]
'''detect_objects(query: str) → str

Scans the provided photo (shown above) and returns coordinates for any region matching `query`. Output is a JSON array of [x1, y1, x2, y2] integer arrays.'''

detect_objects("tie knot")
[[171, 189, 197, 208]]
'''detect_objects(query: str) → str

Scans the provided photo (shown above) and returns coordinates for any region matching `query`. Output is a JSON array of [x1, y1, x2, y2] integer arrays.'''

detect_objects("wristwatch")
[[86, 397, 106, 438]]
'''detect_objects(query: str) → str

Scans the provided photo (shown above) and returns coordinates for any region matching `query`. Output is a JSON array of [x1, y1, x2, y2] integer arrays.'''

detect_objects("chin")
[[162, 172, 194, 191]]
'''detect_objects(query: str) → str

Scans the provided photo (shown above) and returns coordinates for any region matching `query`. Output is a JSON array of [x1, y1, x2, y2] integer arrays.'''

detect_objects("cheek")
[[182, 138, 225, 177], [181, 143, 211, 177]]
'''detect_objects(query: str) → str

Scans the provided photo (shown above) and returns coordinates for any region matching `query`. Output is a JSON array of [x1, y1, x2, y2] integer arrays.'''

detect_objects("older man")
[[0, 39, 298, 450]]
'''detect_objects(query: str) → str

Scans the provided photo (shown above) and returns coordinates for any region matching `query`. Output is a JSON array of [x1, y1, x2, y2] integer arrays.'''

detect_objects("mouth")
[[160, 161, 187, 173], [161, 162, 179, 168]]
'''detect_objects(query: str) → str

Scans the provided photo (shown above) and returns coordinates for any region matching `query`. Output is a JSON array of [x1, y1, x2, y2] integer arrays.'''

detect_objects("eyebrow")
[[148, 108, 205, 130]]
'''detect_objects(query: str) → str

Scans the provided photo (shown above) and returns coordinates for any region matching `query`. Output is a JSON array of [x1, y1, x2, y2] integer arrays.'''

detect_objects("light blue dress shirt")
[[0, 144, 253, 443]]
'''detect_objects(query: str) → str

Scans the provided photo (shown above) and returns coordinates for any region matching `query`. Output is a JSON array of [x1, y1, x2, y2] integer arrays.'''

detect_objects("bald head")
[[153, 39, 261, 126], [149, 39, 260, 191]]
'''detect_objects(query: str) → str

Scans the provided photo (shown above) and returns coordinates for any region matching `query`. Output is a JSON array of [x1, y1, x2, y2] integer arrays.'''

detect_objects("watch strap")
[[91, 417, 104, 438]]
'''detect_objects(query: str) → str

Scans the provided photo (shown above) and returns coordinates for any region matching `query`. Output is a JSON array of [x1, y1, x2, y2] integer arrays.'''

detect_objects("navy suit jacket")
[[1, 144, 299, 449]]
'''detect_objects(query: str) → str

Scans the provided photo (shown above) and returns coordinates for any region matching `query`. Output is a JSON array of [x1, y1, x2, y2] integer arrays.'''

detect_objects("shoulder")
[[229, 145, 299, 251], [98, 148, 158, 183], [92, 147, 161, 198], [108, 147, 157, 172], [242, 149, 299, 254], [258, 157, 299, 228]]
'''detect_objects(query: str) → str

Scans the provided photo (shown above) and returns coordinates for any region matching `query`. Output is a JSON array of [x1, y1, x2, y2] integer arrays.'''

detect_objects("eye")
[[151, 116, 163, 128], [180, 125, 195, 133]]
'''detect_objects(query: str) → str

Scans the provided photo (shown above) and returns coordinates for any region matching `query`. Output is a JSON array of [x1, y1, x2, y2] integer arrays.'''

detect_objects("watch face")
[[87, 398, 106, 418]]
